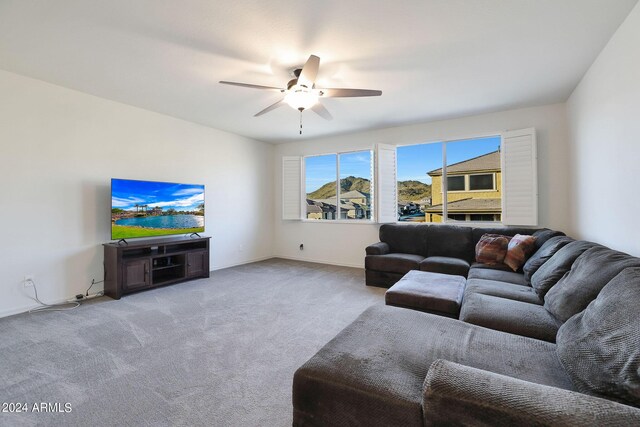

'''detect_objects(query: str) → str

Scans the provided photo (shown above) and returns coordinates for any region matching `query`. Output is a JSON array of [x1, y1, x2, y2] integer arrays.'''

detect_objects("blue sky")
[[304, 136, 500, 192], [305, 151, 372, 193], [112, 179, 204, 211]]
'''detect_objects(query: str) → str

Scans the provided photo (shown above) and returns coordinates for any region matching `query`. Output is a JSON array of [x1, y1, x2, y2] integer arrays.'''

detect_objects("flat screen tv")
[[111, 178, 205, 240]]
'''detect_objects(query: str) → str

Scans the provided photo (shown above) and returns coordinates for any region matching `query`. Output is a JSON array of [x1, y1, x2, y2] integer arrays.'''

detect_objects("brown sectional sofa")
[[293, 224, 640, 425]]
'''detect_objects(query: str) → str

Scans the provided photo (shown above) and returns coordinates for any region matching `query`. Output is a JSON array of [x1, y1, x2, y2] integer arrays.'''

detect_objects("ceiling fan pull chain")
[[299, 110, 303, 135]]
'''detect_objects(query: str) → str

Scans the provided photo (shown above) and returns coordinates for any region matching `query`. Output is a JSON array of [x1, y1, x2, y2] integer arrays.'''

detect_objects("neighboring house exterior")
[[306, 199, 336, 220], [306, 190, 371, 220], [425, 150, 501, 222]]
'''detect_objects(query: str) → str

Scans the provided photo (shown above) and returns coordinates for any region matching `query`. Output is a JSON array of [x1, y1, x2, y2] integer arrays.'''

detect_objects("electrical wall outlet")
[[23, 275, 34, 287]]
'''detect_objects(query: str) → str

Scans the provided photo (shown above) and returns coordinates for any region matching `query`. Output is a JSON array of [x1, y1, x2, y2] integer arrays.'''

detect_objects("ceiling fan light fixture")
[[284, 86, 319, 111], [220, 54, 381, 123]]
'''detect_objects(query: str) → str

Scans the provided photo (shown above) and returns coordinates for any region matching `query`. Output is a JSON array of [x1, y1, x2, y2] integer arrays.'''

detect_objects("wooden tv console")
[[103, 236, 210, 299]]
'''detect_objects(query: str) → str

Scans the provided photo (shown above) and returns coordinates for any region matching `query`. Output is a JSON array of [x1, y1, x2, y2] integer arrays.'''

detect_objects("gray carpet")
[[0, 259, 386, 426]]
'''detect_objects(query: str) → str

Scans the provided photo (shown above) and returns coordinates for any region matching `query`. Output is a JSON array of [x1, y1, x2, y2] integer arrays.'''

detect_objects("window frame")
[[302, 149, 375, 224]]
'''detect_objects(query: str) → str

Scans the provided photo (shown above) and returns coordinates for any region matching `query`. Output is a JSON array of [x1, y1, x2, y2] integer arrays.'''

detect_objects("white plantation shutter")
[[501, 128, 537, 226], [282, 156, 302, 220], [376, 143, 397, 223]]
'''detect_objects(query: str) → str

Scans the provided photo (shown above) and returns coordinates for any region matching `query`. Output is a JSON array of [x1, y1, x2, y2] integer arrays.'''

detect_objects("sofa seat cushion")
[[467, 267, 526, 286], [419, 256, 470, 277], [530, 240, 600, 298], [523, 236, 574, 285], [464, 278, 542, 304], [470, 261, 513, 271], [385, 270, 466, 317], [545, 246, 640, 323], [293, 306, 573, 426], [556, 267, 640, 407], [365, 253, 424, 274], [460, 293, 560, 342]]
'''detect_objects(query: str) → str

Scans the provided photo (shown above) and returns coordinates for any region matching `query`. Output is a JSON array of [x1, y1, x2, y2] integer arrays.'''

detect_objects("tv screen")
[[111, 178, 205, 240]]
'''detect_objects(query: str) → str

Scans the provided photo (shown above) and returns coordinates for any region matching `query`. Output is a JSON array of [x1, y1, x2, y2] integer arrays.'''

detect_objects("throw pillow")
[[503, 234, 537, 271], [556, 267, 640, 407], [475, 234, 510, 265]]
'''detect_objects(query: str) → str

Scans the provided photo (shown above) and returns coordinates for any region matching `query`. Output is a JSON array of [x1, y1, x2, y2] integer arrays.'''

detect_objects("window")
[[283, 128, 536, 225], [397, 136, 501, 223], [447, 214, 466, 221], [305, 154, 337, 220], [447, 176, 465, 191], [469, 174, 494, 191], [470, 214, 497, 221], [396, 142, 442, 222], [339, 151, 373, 220], [304, 151, 373, 221]]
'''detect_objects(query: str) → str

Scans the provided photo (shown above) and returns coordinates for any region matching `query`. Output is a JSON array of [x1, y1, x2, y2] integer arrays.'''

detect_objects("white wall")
[[567, 3, 640, 257], [0, 70, 274, 317], [273, 103, 571, 267]]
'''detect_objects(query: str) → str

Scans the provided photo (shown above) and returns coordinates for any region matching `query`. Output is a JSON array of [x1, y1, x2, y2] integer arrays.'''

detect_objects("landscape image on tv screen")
[[111, 179, 205, 240]]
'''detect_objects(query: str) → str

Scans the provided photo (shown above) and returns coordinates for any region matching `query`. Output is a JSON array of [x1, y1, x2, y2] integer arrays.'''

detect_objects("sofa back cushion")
[[530, 240, 599, 298], [532, 229, 566, 250], [379, 223, 429, 256], [556, 267, 640, 407], [523, 236, 574, 285], [545, 246, 640, 323], [427, 225, 474, 262]]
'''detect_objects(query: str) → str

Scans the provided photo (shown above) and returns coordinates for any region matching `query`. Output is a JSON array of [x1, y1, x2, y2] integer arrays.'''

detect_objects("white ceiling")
[[0, 0, 637, 143]]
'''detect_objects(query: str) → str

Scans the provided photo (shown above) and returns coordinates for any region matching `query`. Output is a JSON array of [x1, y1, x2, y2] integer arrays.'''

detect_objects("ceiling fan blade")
[[220, 81, 283, 91], [297, 55, 320, 88], [311, 103, 333, 121], [254, 99, 285, 117], [319, 88, 382, 98]]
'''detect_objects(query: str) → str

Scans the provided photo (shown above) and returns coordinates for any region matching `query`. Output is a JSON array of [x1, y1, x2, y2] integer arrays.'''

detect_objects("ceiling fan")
[[219, 55, 382, 122]]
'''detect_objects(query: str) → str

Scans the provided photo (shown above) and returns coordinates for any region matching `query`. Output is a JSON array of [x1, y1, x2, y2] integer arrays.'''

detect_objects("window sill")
[[445, 189, 498, 193], [301, 219, 377, 225]]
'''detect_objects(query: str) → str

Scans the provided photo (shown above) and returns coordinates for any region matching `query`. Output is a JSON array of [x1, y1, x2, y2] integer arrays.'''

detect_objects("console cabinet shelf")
[[103, 236, 210, 299]]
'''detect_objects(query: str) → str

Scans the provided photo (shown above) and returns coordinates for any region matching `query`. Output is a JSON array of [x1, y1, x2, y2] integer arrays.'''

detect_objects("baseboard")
[[211, 255, 275, 271], [0, 295, 82, 319], [274, 255, 363, 269], [1, 255, 354, 319]]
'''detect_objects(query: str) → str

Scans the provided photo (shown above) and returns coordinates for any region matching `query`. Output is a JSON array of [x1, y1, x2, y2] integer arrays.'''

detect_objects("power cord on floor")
[[27, 279, 80, 313], [85, 278, 103, 296]]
